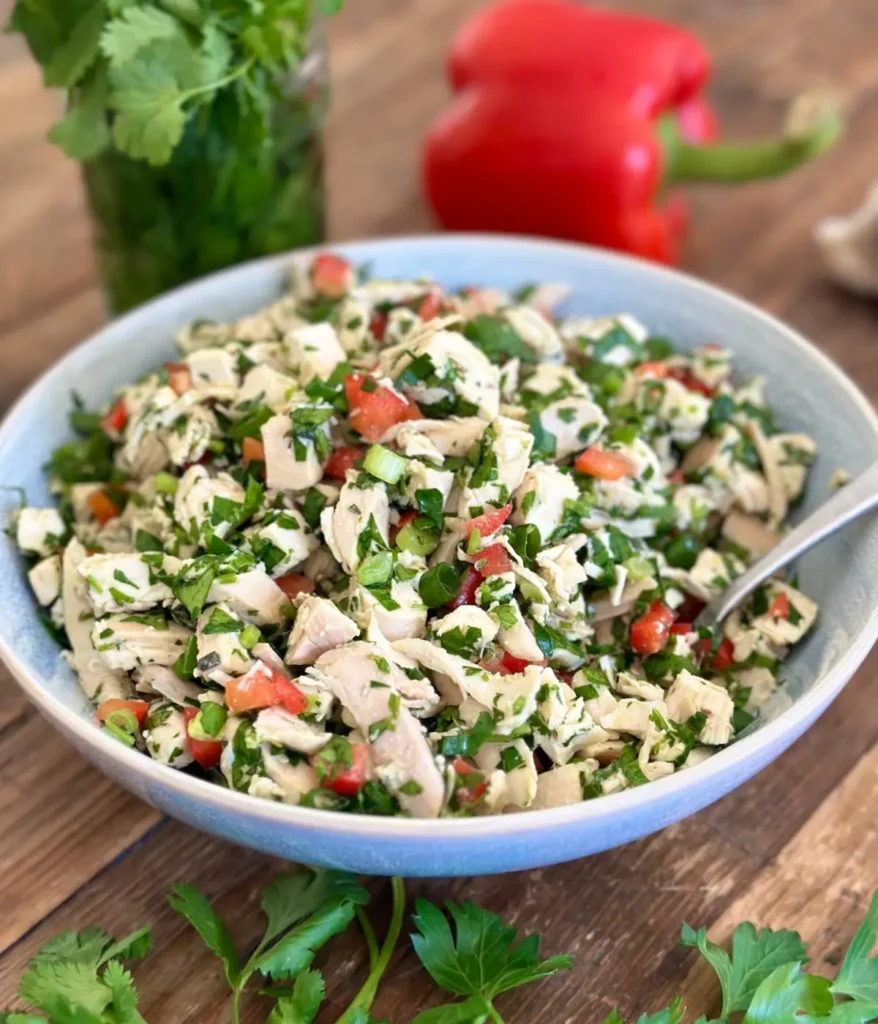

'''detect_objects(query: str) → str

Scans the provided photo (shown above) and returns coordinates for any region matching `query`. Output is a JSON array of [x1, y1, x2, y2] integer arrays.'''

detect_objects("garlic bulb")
[[815, 182, 878, 296]]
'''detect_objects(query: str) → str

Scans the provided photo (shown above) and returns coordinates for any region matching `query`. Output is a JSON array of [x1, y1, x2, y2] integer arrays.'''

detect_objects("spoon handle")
[[697, 460, 878, 628]]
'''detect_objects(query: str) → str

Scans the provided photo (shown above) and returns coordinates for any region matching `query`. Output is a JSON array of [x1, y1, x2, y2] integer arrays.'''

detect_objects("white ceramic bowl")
[[2, 235, 876, 877]]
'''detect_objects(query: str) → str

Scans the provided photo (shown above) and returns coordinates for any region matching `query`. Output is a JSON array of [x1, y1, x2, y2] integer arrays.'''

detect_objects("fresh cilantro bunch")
[[0, 923, 151, 1023], [8, 0, 342, 167], [9, 872, 878, 1024]]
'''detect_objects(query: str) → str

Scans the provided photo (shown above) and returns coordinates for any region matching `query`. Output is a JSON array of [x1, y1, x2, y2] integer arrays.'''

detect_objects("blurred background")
[[1, 0, 876, 420]]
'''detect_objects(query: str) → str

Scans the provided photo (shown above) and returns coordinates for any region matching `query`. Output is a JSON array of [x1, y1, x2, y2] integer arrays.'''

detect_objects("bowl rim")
[[2, 231, 877, 841]]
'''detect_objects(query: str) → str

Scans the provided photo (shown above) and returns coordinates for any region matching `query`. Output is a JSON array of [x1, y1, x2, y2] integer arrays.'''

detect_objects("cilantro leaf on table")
[[253, 881, 368, 981], [261, 872, 352, 944], [169, 884, 240, 986], [834, 890, 878, 1002], [680, 920, 808, 1016], [741, 962, 833, 1024], [171, 871, 368, 1021], [410, 899, 572, 1023], [101, 960, 146, 1024], [265, 969, 325, 1024], [604, 996, 688, 1024], [5, 924, 151, 1024]]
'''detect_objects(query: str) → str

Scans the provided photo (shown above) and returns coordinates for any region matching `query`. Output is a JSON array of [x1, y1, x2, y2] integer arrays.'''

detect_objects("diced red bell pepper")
[[448, 566, 481, 609], [242, 437, 265, 465], [276, 573, 316, 600], [164, 362, 192, 396], [636, 361, 669, 379], [453, 757, 487, 804], [369, 311, 387, 341], [322, 742, 369, 797], [87, 490, 122, 526], [630, 600, 677, 655], [310, 252, 353, 300], [182, 706, 223, 770], [500, 651, 534, 673], [676, 594, 706, 621], [101, 398, 128, 434], [417, 289, 444, 321], [464, 503, 512, 539], [668, 367, 714, 397], [476, 543, 512, 577], [324, 445, 364, 481], [575, 447, 635, 481], [344, 374, 422, 443], [767, 592, 790, 619], [225, 662, 309, 717], [225, 663, 279, 714], [275, 676, 309, 716], [97, 698, 149, 727], [711, 637, 735, 672]]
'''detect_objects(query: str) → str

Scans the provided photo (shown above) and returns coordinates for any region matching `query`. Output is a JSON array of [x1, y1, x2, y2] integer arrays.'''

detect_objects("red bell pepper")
[[424, 0, 841, 263]]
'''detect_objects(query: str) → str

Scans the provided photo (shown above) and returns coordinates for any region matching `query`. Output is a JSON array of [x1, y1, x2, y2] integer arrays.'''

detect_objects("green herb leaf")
[[260, 872, 346, 946], [741, 962, 832, 1024], [680, 921, 808, 1016], [251, 887, 368, 982], [463, 316, 536, 364], [101, 959, 142, 1024], [411, 899, 572, 1012], [172, 557, 217, 619], [100, 5, 180, 65], [528, 411, 557, 462], [48, 65, 111, 160], [172, 635, 197, 680], [412, 993, 490, 1024], [43, 0, 104, 88], [266, 969, 326, 1024], [834, 891, 878, 1002], [169, 884, 240, 987]]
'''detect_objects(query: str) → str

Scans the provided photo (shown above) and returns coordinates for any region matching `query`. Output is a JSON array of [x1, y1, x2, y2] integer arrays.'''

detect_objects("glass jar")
[[82, 30, 329, 316]]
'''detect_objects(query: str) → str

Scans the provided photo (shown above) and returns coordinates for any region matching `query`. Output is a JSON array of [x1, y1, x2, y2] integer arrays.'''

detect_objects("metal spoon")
[[694, 460, 878, 630]]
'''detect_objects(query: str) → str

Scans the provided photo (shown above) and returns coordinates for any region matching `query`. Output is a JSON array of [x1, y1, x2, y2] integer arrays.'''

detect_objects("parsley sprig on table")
[[6, 876, 878, 1024], [8, 0, 342, 167]]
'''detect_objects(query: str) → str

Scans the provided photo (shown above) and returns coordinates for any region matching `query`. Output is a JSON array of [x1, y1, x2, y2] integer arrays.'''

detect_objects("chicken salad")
[[14, 252, 818, 817]]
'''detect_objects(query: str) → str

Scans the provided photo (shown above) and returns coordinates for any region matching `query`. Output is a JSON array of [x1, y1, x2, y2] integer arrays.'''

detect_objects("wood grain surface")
[[1, 0, 878, 1020]]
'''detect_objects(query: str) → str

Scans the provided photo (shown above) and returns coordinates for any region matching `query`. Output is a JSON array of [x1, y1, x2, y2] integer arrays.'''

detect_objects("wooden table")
[[2, 0, 878, 1019]]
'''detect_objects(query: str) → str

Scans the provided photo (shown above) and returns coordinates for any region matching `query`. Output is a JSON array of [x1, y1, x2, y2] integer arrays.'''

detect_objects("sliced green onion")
[[623, 555, 654, 581], [154, 472, 179, 495], [363, 445, 406, 485], [466, 528, 482, 555], [357, 550, 394, 586], [104, 708, 138, 746], [418, 564, 460, 608], [240, 624, 261, 649], [396, 524, 439, 557]]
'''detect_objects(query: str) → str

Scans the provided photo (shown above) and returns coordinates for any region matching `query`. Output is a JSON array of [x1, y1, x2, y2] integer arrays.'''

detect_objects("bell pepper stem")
[[662, 91, 842, 184]]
